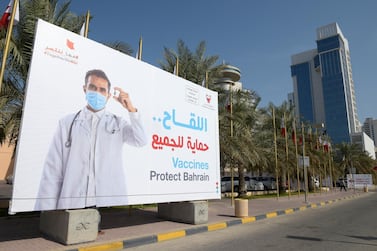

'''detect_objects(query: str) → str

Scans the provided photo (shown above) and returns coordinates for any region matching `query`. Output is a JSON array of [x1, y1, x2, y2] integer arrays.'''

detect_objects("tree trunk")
[[238, 165, 247, 196]]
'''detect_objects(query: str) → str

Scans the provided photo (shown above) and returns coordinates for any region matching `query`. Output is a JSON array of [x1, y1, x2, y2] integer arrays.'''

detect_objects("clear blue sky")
[[9, 0, 377, 122]]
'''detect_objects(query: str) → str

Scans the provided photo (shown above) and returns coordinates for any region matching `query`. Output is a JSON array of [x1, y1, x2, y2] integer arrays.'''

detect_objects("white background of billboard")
[[10, 19, 220, 213]]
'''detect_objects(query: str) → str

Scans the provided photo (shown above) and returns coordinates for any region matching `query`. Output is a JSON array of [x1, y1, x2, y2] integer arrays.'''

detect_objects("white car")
[[248, 177, 264, 191], [221, 176, 247, 193], [255, 176, 277, 190], [221, 176, 264, 192]]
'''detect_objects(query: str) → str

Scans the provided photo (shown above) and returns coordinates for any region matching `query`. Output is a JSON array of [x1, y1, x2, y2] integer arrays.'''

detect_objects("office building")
[[291, 23, 361, 144], [362, 118, 377, 147], [350, 132, 376, 160]]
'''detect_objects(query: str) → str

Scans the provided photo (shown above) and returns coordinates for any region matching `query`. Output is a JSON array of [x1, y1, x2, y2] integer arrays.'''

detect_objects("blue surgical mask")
[[86, 91, 107, 111]]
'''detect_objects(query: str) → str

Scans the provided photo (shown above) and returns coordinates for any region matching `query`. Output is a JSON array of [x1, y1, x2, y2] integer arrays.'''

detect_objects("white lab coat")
[[34, 107, 147, 211]]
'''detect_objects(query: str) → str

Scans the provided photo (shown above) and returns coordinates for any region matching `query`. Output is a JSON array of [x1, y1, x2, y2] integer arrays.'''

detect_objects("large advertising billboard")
[[9, 19, 220, 213]]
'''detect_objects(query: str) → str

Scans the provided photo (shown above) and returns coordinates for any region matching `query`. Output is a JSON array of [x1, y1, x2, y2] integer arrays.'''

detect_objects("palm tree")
[[0, 0, 86, 145], [0, 0, 134, 146], [219, 88, 267, 196], [159, 39, 220, 87], [336, 142, 360, 177], [259, 102, 301, 193], [335, 142, 376, 176]]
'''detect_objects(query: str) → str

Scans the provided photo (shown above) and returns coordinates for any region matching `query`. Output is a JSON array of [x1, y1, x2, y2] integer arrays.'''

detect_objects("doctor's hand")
[[113, 87, 137, 112]]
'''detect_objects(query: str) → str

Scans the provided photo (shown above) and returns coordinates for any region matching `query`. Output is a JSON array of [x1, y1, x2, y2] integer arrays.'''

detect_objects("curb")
[[66, 194, 360, 251]]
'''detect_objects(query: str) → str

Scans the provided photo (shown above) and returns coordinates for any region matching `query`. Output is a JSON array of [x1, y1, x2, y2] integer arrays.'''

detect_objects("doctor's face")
[[84, 75, 110, 96], [83, 75, 111, 111]]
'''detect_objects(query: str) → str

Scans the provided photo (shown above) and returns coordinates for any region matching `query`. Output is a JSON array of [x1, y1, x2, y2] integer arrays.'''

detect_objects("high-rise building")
[[362, 118, 377, 147], [291, 23, 361, 144]]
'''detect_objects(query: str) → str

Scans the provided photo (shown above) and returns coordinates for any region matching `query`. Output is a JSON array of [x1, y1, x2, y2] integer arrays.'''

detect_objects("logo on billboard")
[[66, 39, 75, 50], [206, 94, 211, 103], [202, 92, 215, 110], [43, 37, 79, 64]]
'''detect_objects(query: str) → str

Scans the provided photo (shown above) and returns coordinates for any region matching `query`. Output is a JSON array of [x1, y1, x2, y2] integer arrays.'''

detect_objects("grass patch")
[[235, 190, 316, 200]]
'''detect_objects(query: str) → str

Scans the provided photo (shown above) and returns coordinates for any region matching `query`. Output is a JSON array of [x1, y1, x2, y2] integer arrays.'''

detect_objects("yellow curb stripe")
[[208, 222, 227, 231], [78, 241, 123, 251], [299, 206, 307, 211], [320, 202, 325, 206], [266, 212, 277, 218], [158, 230, 186, 242], [311, 204, 317, 208], [242, 216, 256, 223], [285, 208, 294, 214]]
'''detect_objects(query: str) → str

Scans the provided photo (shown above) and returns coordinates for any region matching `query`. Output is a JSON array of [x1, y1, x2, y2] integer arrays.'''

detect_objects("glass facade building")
[[291, 23, 360, 144]]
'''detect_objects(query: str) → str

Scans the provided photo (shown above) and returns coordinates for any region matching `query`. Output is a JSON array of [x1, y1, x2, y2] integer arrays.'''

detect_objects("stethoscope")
[[65, 110, 121, 148]]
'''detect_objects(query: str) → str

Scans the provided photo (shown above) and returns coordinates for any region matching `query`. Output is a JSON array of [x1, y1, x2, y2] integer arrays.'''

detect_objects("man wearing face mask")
[[35, 69, 147, 211]]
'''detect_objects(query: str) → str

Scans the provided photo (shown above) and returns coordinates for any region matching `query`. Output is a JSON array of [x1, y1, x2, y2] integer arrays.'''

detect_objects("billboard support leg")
[[39, 209, 100, 245], [157, 201, 208, 225]]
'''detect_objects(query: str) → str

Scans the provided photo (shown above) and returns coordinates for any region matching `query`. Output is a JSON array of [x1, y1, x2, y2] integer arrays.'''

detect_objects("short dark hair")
[[85, 69, 111, 92]]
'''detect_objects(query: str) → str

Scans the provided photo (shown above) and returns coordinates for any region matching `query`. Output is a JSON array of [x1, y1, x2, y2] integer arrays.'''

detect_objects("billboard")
[[9, 19, 220, 213], [346, 174, 372, 188]]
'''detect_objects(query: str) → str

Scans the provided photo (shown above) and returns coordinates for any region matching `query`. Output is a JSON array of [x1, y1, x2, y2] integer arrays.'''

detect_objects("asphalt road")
[[128, 192, 377, 251]]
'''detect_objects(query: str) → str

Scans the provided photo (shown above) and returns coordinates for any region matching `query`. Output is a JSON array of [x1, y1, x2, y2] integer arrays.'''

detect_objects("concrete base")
[[158, 201, 208, 225], [235, 199, 248, 218], [40, 209, 100, 245]]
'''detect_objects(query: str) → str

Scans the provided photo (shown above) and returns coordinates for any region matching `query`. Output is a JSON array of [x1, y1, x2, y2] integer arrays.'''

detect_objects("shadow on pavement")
[[100, 207, 164, 230]]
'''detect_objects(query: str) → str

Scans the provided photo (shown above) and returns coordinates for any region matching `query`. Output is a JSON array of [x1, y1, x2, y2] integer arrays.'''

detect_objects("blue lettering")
[[171, 157, 209, 170]]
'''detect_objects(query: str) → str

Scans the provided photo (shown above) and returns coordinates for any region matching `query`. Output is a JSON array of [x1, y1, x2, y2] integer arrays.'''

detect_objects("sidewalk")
[[0, 185, 372, 251]]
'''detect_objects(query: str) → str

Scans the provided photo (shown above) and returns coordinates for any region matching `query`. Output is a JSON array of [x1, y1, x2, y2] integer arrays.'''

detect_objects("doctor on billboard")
[[35, 69, 147, 210]]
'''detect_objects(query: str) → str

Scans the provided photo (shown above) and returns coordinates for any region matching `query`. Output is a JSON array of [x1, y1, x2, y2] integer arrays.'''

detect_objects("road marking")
[[285, 208, 294, 214], [242, 216, 256, 223], [158, 230, 186, 242], [79, 241, 123, 251], [266, 212, 277, 218], [208, 222, 227, 231]]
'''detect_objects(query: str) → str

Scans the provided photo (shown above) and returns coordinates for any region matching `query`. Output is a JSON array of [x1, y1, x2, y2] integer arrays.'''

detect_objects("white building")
[[362, 118, 377, 147], [350, 132, 376, 159]]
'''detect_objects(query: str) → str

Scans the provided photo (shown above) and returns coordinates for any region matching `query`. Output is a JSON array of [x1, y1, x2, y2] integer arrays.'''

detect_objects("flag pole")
[[205, 71, 208, 89], [83, 10, 90, 38], [175, 57, 179, 76], [284, 112, 290, 198], [0, 0, 18, 91], [302, 122, 308, 203], [137, 36, 142, 60], [272, 107, 279, 199], [293, 117, 300, 197]]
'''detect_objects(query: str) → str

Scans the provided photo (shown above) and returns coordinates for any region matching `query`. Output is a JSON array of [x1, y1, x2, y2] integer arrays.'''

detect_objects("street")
[[128, 192, 377, 251]]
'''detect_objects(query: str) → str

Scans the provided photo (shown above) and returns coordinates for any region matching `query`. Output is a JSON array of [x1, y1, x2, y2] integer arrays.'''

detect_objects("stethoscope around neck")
[[65, 110, 120, 148]]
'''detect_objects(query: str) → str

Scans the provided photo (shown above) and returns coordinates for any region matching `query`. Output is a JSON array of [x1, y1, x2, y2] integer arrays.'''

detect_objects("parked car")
[[255, 176, 277, 190], [248, 177, 265, 191], [221, 176, 247, 192], [312, 177, 320, 188]]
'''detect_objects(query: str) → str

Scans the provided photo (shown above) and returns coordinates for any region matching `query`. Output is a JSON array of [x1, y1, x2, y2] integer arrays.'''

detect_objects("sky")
[[6, 0, 377, 123]]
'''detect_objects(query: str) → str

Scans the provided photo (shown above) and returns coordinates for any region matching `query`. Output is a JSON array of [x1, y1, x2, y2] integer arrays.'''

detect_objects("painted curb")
[[67, 194, 360, 251]]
